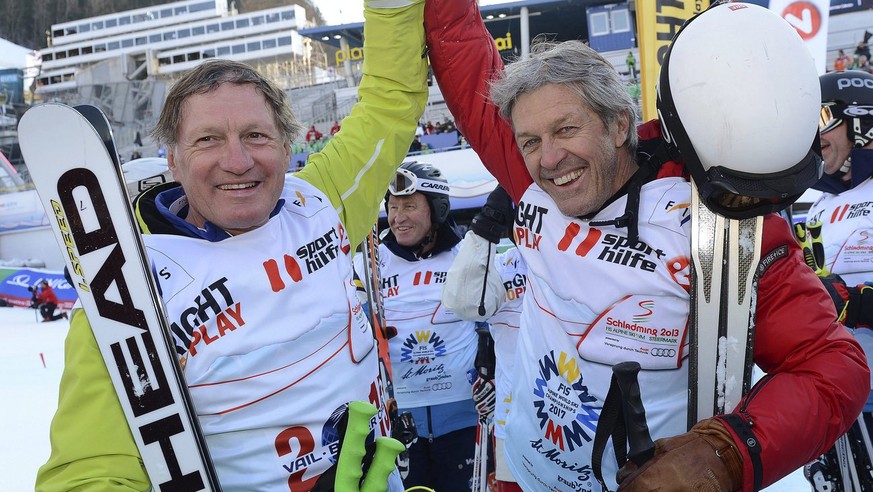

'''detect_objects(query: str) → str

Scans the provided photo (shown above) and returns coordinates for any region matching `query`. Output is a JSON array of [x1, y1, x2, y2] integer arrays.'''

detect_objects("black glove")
[[820, 274, 873, 328], [471, 185, 514, 243]]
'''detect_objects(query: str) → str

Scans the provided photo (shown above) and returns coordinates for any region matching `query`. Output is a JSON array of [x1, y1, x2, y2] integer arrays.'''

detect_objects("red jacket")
[[36, 284, 59, 305], [305, 127, 323, 143], [425, 0, 869, 489]]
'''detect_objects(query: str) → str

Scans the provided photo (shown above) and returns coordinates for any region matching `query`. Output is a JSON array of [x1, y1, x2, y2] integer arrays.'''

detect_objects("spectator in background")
[[855, 40, 871, 67], [801, 68, 873, 492], [34, 280, 67, 322], [355, 161, 478, 491], [626, 50, 637, 80], [859, 55, 873, 74], [409, 134, 423, 153], [305, 124, 323, 143], [442, 185, 525, 492], [330, 120, 342, 136], [627, 80, 642, 105], [835, 49, 851, 72], [425, 120, 435, 134], [442, 117, 456, 134]]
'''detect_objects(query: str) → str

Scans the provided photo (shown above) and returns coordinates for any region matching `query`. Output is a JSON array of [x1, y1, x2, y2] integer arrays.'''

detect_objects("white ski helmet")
[[656, 2, 822, 219]]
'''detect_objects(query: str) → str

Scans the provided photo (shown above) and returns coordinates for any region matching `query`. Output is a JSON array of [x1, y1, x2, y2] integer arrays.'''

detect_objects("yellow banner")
[[635, 0, 710, 122]]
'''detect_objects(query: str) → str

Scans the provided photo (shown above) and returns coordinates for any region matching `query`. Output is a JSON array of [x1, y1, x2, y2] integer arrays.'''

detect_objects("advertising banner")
[[0, 268, 76, 310], [635, 0, 710, 122], [0, 189, 49, 232]]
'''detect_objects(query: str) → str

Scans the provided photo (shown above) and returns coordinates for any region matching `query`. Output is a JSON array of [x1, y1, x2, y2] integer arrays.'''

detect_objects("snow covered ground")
[[0, 305, 810, 491]]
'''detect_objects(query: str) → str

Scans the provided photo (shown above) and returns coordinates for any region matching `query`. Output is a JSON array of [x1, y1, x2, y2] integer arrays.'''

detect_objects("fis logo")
[[400, 330, 447, 363], [664, 200, 691, 227], [532, 350, 599, 455]]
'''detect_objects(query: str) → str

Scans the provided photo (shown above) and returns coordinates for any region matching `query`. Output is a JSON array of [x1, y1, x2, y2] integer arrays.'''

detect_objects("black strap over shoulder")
[[591, 373, 628, 492]]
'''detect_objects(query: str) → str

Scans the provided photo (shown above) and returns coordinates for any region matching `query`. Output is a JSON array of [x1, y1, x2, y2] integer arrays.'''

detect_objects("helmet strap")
[[851, 117, 873, 148], [411, 228, 438, 259], [839, 156, 852, 176]]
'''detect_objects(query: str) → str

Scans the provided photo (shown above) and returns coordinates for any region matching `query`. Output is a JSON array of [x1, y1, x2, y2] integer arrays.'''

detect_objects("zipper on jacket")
[[738, 373, 775, 426]]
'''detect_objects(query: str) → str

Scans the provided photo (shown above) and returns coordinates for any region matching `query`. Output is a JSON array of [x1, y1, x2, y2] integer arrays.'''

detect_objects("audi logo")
[[650, 348, 677, 357], [429, 382, 453, 391]]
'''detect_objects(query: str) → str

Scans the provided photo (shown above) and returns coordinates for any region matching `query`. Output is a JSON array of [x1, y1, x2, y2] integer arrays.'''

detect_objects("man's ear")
[[166, 147, 177, 178], [614, 112, 631, 148], [283, 140, 291, 173]]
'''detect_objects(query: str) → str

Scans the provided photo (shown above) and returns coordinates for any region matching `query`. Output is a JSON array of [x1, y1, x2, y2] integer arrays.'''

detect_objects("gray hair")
[[489, 39, 638, 151], [152, 59, 303, 146]]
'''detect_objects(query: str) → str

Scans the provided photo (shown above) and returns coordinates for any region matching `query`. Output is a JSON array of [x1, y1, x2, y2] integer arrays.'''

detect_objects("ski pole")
[[808, 219, 830, 277], [334, 401, 406, 492], [614, 361, 655, 467], [472, 324, 496, 492]]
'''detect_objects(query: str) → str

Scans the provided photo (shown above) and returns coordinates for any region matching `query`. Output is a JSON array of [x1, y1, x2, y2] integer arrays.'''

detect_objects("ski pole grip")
[[336, 401, 378, 491], [360, 437, 405, 492], [613, 361, 655, 466]]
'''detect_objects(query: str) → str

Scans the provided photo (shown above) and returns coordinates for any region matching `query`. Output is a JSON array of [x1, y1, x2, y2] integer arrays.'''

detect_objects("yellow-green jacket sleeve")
[[35, 308, 150, 491], [296, 1, 427, 248]]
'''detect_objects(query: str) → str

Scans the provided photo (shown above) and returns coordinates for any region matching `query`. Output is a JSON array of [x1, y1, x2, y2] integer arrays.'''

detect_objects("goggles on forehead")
[[819, 104, 844, 134], [388, 167, 450, 196]]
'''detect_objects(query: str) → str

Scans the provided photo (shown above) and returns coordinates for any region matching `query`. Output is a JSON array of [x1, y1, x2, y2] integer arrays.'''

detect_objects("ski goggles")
[[388, 167, 450, 196], [819, 104, 844, 134]]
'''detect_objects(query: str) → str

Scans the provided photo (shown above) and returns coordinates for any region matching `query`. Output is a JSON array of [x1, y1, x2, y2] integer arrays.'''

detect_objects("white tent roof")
[[0, 38, 32, 69]]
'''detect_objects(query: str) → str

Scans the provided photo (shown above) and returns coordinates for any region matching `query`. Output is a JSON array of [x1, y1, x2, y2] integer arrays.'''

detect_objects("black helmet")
[[819, 70, 873, 148], [386, 161, 451, 224], [656, 3, 822, 219]]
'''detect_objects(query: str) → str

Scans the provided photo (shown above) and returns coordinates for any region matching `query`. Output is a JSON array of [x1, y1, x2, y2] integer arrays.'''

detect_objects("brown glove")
[[616, 418, 744, 492]]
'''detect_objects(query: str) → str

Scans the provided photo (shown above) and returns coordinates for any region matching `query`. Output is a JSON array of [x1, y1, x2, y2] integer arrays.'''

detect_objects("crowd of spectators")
[[288, 116, 463, 169], [418, 117, 457, 135], [833, 33, 873, 73]]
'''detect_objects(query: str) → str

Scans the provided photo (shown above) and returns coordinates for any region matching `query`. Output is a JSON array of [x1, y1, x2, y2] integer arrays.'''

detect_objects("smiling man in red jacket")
[[424, 1, 870, 491]]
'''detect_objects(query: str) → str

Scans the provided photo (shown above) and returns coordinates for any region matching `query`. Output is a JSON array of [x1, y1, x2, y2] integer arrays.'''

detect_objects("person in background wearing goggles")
[[354, 161, 480, 491], [802, 69, 873, 491]]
